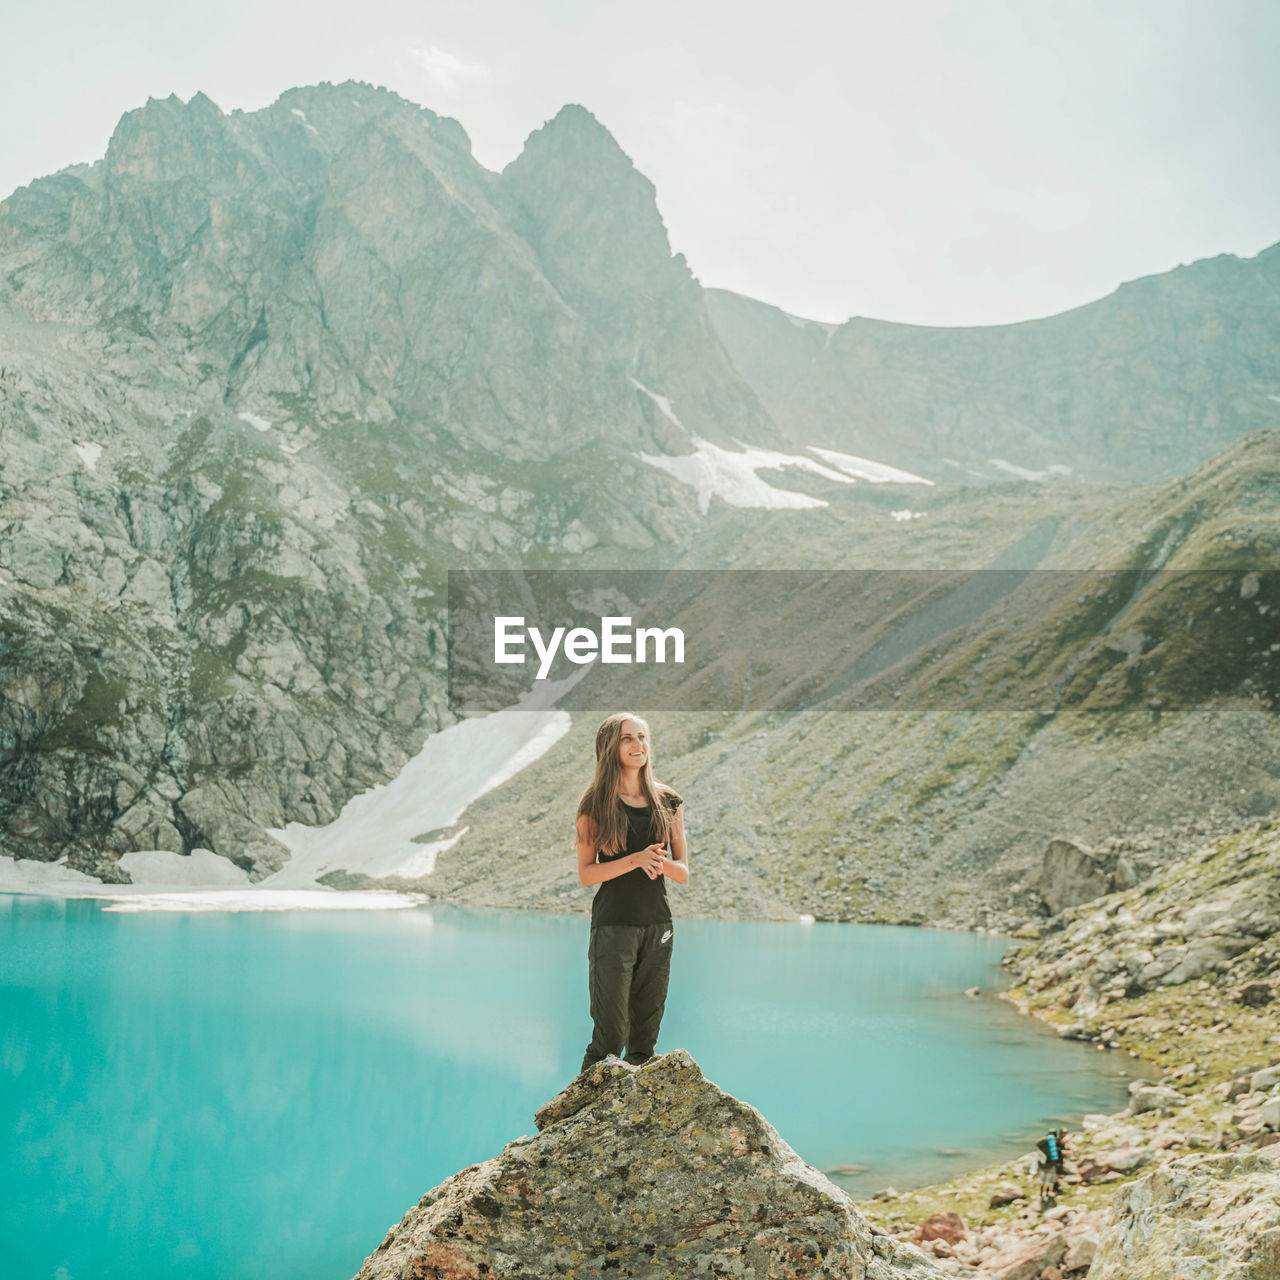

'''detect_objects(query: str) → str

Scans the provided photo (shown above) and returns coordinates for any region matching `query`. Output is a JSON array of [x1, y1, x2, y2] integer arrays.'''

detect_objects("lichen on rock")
[[1090, 1149, 1280, 1279]]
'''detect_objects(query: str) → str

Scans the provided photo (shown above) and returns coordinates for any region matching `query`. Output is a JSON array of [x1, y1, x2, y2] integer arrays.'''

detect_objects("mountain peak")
[[543, 102, 611, 137], [257, 81, 473, 157], [501, 101, 778, 447], [104, 90, 236, 187], [135, 90, 224, 121], [507, 102, 635, 179]]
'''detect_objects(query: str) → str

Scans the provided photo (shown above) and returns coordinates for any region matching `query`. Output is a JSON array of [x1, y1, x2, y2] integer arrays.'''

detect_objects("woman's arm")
[[660, 807, 689, 885], [577, 814, 664, 886]]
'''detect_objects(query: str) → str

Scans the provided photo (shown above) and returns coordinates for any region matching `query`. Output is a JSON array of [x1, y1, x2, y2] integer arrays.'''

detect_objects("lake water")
[[1, 896, 1144, 1280]]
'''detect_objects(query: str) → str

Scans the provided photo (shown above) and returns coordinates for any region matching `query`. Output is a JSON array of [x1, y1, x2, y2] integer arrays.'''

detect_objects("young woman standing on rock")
[[576, 712, 688, 1073]]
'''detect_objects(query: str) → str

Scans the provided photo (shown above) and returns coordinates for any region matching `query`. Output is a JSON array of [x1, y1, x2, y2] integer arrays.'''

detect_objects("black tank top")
[[590, 791, 682, 927]]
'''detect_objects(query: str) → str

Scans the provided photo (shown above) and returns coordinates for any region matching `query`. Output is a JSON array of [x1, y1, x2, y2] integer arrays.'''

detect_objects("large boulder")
[[1089, 1149, 1280, 1278], [1128, 1083, 1188, 1116], [1035, 839, 1143, 916], [351, 1050, 942, 1279]]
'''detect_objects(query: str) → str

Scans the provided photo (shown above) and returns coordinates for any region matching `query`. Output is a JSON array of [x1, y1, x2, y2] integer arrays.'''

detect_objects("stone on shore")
[[979, 1225, 1069, 1280], [987, 1183, 1024, 1209], [1127, 1083, 1187, 1116], [910, 1212, 966, 1247], [351, 1050, 943, 1279], [1250, 1065, 1280, 1094], [1236, 981, 1274, 1007]]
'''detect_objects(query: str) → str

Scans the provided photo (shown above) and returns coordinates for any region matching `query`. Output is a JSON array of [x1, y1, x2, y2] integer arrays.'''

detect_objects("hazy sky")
[[4, 0, 1278, 325]]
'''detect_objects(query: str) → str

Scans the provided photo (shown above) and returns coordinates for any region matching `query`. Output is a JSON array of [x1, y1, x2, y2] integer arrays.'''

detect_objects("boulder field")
[[861, 819, 1280, 1278]]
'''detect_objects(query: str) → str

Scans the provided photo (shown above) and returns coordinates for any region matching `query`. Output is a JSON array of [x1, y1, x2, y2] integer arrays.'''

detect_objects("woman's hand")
[[635, 844, 666, 879]]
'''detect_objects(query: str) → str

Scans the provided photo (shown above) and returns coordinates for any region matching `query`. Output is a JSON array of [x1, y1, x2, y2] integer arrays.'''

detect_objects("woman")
[[577, 712, 688, 1073]]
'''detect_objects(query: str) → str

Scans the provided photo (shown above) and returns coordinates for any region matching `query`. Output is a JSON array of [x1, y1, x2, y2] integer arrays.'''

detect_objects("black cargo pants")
[[580, 922, 673, 1072]]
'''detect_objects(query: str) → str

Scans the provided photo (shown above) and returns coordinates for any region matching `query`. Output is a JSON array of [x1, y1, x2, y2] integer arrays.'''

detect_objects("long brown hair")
[[576, 712, 676, 855]]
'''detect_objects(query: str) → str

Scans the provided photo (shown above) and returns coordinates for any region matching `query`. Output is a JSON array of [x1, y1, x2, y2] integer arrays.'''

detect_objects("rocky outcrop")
[[352, 1050, 942, 1279], [1034, 838, 1148, 916], [970, 1207, 1105, 1278], [863, 1066, 1280, 1274], [1090, 1150, 1280, 1278], [868, 1201, 1108, 1278], [912, 819, 1280, 1275], [1007, 821, 1280, 1021]]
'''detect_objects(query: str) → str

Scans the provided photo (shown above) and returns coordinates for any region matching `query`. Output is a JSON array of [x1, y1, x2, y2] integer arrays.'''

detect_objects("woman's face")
[[616, 718, 649, 770]]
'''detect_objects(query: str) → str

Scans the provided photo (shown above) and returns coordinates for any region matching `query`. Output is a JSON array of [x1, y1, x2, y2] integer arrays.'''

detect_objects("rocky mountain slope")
[[411, 432, 1280, 927], [0, 83, 771, 874], [1, 81, 1275, 906], [706, 242, 1280, 483]]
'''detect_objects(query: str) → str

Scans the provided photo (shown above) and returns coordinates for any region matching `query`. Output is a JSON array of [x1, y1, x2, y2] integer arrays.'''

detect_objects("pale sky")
[[3, 0, 1278, 326]]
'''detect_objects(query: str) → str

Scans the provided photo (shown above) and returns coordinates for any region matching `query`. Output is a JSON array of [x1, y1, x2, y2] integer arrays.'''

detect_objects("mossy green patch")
[[37, 670, 132, 753]]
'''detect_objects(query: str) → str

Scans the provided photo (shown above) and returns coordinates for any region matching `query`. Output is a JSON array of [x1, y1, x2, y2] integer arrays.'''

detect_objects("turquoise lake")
[[1, 896, 1144, 1280]]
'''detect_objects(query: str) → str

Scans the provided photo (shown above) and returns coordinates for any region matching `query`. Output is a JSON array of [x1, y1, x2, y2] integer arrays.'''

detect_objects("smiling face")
[[617, 717, 649, 771], [585, 712, 667, 852]]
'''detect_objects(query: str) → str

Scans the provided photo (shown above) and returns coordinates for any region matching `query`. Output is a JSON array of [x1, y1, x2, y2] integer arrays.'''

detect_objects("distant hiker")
[[577, 713, 688, 1073], [1034, 1127, 1068, 1198]]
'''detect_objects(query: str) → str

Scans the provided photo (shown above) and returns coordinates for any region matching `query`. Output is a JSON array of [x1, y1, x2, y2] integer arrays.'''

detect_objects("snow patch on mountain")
[[0, 857, 103, 894], [629, 377, 684, 428], [990, 458, 1074, 482], [0, 693, 573, 908], [639, 438, 849, 513], [262, 694, 572, 887], [807, 446, 933, 486], [117, 848, 252, 886], [74, 441, 103, 470]]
